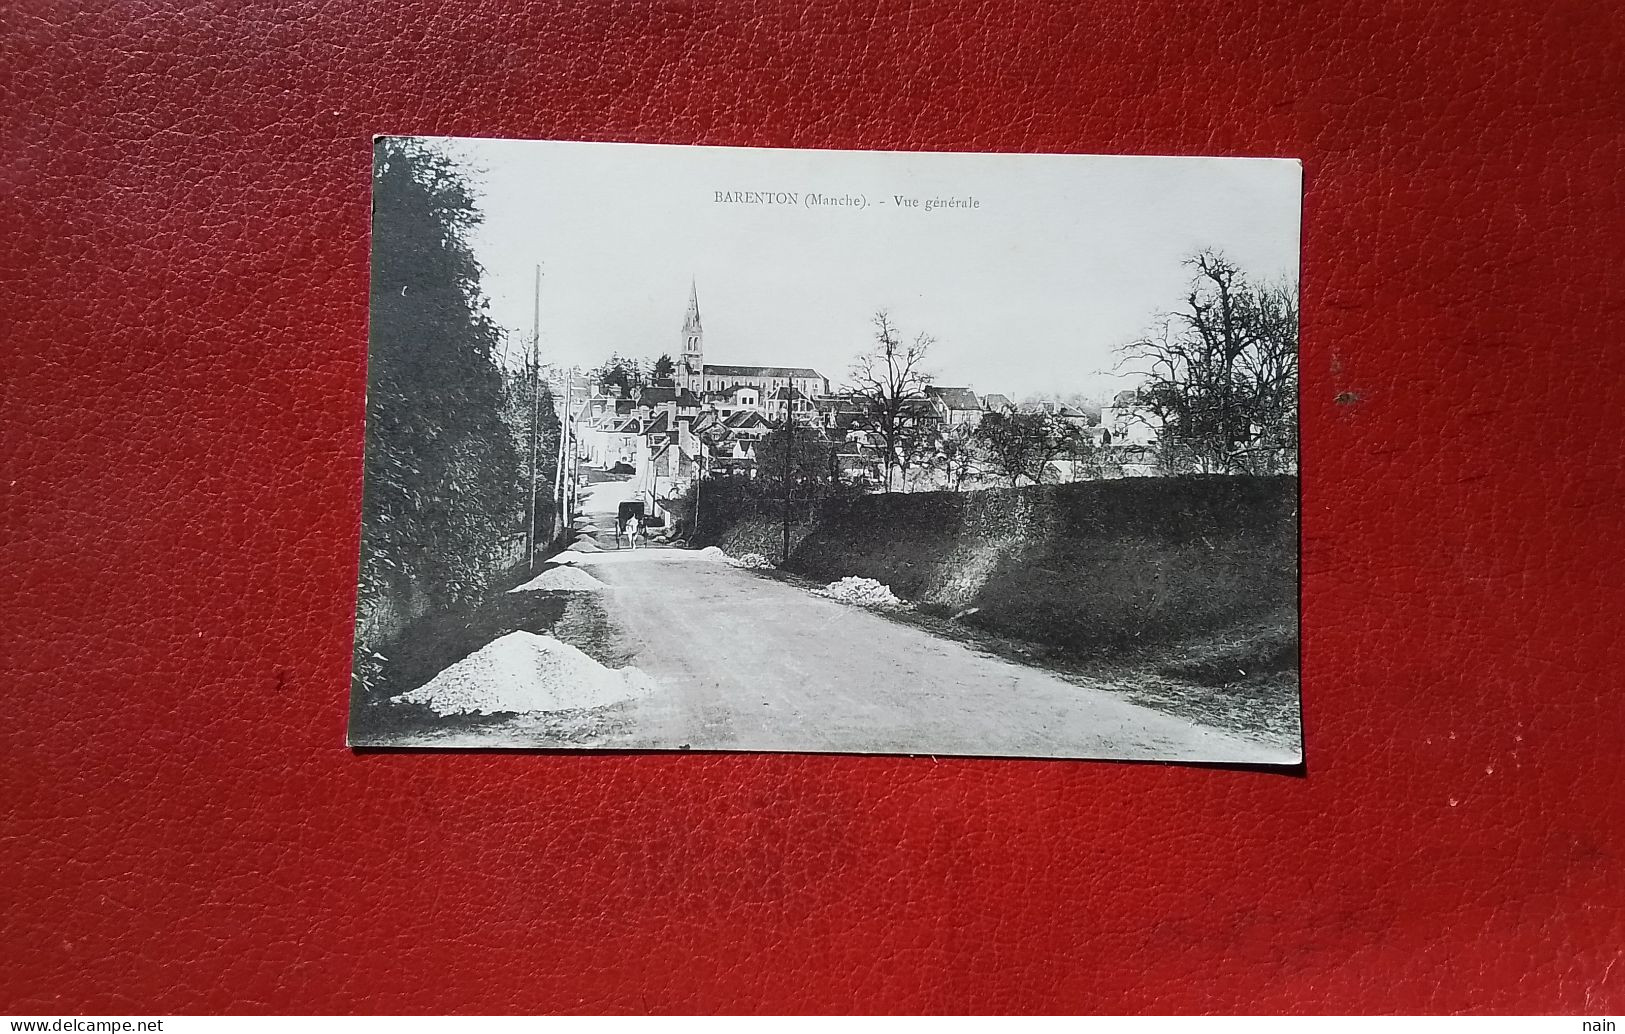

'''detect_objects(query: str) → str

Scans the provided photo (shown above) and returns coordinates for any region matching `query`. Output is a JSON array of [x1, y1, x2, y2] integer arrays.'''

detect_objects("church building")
[[676, 283, 829, 402]]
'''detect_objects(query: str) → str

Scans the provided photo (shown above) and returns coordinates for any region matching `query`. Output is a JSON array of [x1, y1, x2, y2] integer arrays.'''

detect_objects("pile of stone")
[[392, 631, 655, 716], [728, 552, 775, 570], [508, 567, 606, 593], [814, 576, 909, 610]]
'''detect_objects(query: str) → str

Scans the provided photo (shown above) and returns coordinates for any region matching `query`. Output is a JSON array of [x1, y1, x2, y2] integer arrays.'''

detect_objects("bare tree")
[[975, 411, 1067, 488], [1119, 249, 1298, 474], [894, 406, 940, 492], [932, 422, 983, 491], [847, 311, 935, 492], [1055, 421, 1100, 482], [1239, 277, 1299, 470]]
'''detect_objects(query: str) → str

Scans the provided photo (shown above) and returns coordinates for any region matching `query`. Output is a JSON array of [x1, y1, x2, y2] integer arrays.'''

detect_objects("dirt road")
[[398, 474, 1296, 763], [574, 547, 1293, 762]]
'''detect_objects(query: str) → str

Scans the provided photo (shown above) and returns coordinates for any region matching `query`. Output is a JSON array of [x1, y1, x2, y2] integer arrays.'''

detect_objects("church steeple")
[[683, 279, 702, 336], [680, 280, 704, 393]]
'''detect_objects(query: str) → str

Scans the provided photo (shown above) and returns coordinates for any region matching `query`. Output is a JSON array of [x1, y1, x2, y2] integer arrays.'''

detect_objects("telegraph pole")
[[693, 441, 704, 542], [781, 398, 794, 565], [526, 265, 541, 572], [554, 365, 567, 546], [569, 367, 582, 523], [562, 371, 574, 532]]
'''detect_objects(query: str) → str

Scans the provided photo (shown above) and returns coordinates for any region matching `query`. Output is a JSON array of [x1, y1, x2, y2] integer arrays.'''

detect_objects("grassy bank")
[[707, 477, 1298, 703]]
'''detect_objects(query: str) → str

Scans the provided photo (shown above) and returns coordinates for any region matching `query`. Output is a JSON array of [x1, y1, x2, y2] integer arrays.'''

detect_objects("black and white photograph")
[[350, 137, 1302, 764]]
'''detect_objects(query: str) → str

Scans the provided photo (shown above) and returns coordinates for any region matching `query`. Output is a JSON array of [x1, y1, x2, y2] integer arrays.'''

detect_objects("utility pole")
[[781, 398, 794, 566], [554, 366, 568, 546], [526, 265, 541, 572], [562, 369, 575, 531], [693, 439, 704, 542], [575, 371, 582, 519]]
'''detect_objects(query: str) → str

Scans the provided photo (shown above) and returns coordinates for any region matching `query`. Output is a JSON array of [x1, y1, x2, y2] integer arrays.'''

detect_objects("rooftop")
[[636, 386, 701, 408], [704, 363, 824, 380], [926, 385, 981, 411]]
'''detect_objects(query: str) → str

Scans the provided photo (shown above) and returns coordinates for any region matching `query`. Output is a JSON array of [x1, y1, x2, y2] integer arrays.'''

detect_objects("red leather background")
[[5, 0, 1623, 1015]]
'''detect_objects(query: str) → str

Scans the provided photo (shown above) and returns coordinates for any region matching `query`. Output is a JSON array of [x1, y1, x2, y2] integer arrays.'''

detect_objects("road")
[[492, 474, 1296, 765]]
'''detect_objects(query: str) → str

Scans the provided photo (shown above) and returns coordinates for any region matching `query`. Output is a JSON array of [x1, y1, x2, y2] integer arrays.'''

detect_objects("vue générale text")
[[711, 191, 982, 211]]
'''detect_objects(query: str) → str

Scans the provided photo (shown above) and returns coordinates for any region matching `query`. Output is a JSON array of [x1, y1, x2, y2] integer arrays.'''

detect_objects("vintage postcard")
[[350, 137, 1301, 764]]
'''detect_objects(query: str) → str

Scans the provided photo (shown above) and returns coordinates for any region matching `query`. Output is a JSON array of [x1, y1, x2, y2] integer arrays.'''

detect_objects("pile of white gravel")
[[508, 567, 606, 593], [692, 545, 775, 569], [814, 576, 909, 609], [392, 631, 655, 716], [567, 538, 603, 553]]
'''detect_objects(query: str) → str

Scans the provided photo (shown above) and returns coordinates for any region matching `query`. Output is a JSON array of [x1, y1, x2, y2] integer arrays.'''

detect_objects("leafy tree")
[[498, 363, 561, 549], [1120, 249, 1298, 474], [847, 311, 935, 492], [651, 353, 676, 383], [360, 138, 523, 615], [594, 353, 646, 395], [975, 411, 1067, 487]]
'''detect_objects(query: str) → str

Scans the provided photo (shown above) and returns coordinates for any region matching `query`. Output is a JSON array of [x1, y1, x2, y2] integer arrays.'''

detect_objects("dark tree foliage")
[[679, 428, 860, 547], [1055, 420, 1116, 481], [650, 353, 676, 382], [593, 353, 645, 395], [931, 422, 983, 491], [755, 422, 843, 499], [361, 138, 523, 613], [975, 411, 1068, 487], [497, 365, 561, 549]]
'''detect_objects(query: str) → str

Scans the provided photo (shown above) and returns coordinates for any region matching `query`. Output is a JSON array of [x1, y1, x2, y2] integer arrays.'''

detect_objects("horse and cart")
[[614, 500, 648, 550]]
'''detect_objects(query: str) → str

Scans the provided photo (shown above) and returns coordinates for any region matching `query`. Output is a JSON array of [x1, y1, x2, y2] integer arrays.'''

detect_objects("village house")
[[689, 409, 772, 480], [924, 385, 983, 427], [763, 385, 816, 421], [633, 385, 702, 421], [712, 383, 762, 414], [574, 285, 1167, 508], [811, 395, 872, 439], [576, 283, 829, 521], [1100, 388, 1162, 447], [1054, 404, 1094, 428]]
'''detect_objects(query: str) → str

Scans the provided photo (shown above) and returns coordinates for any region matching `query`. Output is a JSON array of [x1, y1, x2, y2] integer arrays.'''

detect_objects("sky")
[[427, 137, 1300, 402]]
